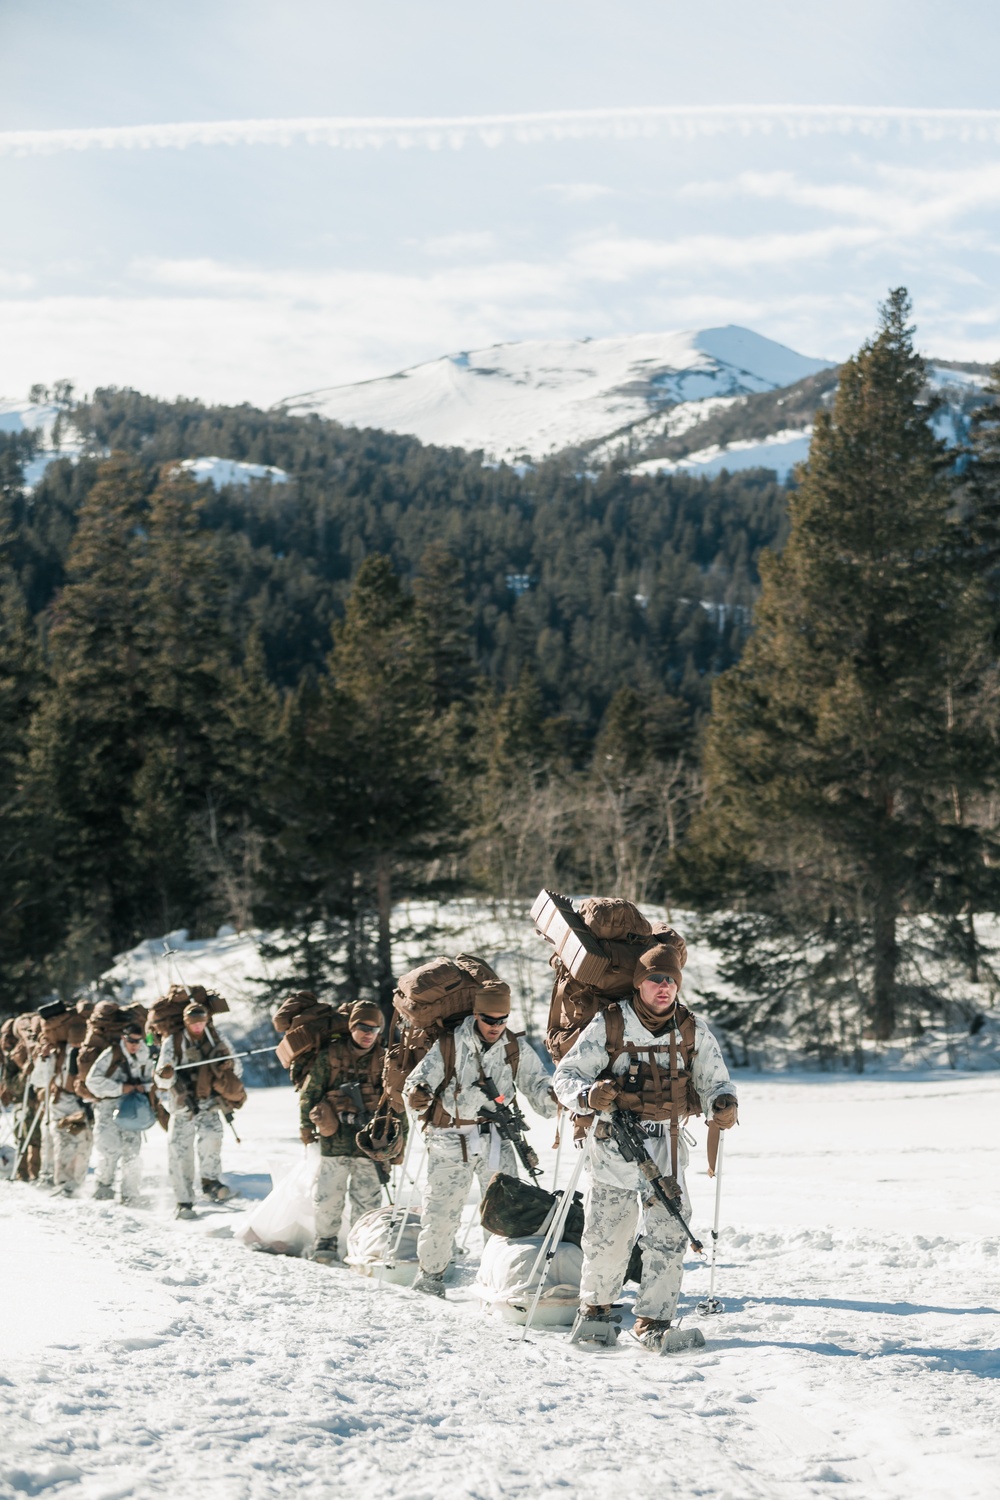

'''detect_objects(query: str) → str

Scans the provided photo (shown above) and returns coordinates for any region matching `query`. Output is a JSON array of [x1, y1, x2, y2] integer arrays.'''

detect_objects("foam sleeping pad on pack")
[[475, 1233, 583, 1327], [235, 1145, 321, 1256]]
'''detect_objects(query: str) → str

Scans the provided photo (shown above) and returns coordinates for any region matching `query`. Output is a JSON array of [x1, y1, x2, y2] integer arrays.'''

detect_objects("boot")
[[412, 1269, 447, 1298], [175, 1202, 197, 1220], [93, 1182, 115, 1201], [569, 1303, 621, 1346], [201, 1178, 233, 1202], [309, 1237, 339, 1264]]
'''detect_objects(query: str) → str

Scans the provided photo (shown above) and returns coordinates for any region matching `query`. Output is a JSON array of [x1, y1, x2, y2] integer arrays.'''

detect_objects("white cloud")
[[4, 106, 1000, 158]]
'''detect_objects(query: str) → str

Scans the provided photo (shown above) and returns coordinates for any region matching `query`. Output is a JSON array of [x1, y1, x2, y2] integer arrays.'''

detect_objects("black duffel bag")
[[479, 1171, 585, 1246]]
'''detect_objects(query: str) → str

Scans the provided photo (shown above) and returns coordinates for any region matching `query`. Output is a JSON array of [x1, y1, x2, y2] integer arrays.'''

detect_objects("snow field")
[[2, 1075, 999, 1499]]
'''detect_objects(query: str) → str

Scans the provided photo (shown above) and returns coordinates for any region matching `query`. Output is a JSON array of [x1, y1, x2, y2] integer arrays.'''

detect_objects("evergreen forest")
[[3, 291, 999, 1062]]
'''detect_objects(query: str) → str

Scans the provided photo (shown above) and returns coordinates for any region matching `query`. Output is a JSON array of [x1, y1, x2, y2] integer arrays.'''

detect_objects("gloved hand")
[[409, 1085, 434, 1111], [587, 1079, 618, 1112], [713, 1094, 738, 1129], [300, 1125, 317, 1145], [157, 1065, 174, 1081]]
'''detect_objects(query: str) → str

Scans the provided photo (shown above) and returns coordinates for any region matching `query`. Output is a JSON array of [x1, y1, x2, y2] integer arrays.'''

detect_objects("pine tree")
[[684, 291, 998, 1044]]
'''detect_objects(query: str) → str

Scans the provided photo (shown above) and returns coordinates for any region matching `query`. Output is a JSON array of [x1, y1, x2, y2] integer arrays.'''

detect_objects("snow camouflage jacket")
[[552, 1000, 734, 1193], [29, 1045, 86, 1124], [87, 1040, 156, 1106], [403, 1015, 557, 1132], [154, 1031, 242, 1117], [298, 1037, 386, 1158]]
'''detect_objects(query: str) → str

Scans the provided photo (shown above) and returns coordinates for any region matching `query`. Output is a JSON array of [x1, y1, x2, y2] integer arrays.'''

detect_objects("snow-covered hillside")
[[100, 901, 1000, 1077], [3, 1075, 999, 1499], [281, 326, 832, 462]]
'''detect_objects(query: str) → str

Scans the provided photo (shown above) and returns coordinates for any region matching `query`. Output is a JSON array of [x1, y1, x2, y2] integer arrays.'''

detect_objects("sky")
[[2, 0, 999, 407]]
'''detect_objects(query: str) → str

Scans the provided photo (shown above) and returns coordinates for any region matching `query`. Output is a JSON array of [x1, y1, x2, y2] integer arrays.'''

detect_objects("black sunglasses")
[[353, 1022, 381, 1033], [478, 1014, 508, 1026], [644, 974, 677, 987]]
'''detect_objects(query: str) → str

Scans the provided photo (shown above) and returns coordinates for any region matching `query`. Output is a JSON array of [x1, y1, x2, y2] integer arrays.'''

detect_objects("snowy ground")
[[2, 1071, 999, 1500]]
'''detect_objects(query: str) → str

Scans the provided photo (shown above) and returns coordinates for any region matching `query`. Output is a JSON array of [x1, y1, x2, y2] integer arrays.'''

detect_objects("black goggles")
[[478, 1014, 508, 1027]]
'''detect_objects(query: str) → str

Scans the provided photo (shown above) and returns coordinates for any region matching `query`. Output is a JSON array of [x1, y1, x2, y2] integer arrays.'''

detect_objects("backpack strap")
[[603, 1002, 625, 1062], [422, 1031, 459, 1126], [503, 1028, 521, 1078]]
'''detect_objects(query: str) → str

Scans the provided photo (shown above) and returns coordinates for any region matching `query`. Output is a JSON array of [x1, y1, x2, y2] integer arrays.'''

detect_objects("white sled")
[[345, 1204, 422, 1286], [475, 1233, 583, 1328]]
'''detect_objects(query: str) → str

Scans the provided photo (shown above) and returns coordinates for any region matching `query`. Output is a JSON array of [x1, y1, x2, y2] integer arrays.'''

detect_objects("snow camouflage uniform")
[[154, 1027, 243, 1206], [298, 1028, 386, 1244], [403, 1015, 558, 1277], [30, 1043, 93, 1193], [553, 998, 734, 1325], [87, 1039, 156, 1202]]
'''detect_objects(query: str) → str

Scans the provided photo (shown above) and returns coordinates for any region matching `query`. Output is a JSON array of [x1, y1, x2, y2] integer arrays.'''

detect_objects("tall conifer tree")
[[686, 291, 997, 1043]]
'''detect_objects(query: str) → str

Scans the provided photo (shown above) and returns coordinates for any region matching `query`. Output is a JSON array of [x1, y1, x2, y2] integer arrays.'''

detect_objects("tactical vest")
[[603, 1001, 700, 1121], [424, 1029, 521, 1128], [322, 1034, 385, 1118]]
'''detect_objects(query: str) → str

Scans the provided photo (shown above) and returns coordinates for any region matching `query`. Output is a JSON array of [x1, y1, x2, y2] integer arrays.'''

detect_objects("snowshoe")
[[412, 1270, 447, 1299], [174, 1203, 197, 1220], [569, 1304, 621, 1347], [631, 1317, 706, 1355], [93, 1182, 115, 1201]]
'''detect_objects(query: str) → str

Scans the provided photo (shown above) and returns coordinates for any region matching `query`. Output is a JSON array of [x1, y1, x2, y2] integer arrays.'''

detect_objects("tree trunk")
[[375, 855, 394, 1016], [871, 890, 899, 1041]]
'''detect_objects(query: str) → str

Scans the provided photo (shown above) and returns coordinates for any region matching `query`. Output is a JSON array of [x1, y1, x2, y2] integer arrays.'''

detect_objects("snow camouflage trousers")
[[580, 1180, 689, 1322], [94, 1103, 143, 1200], [417, 1133, 518, 1276], [313, 1156, 383, 1241], [168, 1109, 223, 1204], [53, 1121, 93, 1192]]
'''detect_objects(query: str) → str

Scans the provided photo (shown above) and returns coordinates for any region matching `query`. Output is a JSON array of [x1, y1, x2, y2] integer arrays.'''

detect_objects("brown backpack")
[[383, 955, 509, 1113], [533, 890, 687, 1063], [76, 1001, 148, 1097], [272, 992, 349, 1088], [147, 984, 229, 1040]]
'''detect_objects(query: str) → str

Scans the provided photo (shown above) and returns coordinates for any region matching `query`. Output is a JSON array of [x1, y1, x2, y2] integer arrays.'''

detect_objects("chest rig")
[[602, 1001, 700, 1176]]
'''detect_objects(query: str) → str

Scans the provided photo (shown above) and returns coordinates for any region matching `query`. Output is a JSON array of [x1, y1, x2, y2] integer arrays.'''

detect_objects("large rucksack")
[[383, 955, 512, 1114], [531, 890, 687, 1063], [37, 999, 88, 1049], [147, 984, 229, 1040], [75, 1001, 148, 1098], [272, 991, 349, 1089]]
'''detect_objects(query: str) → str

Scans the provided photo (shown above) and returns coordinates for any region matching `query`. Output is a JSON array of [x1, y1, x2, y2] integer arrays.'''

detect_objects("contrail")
[[2, 105, 1000, 157]]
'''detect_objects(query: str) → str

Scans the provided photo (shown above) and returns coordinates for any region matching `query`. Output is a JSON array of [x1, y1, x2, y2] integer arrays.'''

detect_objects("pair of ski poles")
[[518, 1122, 727, 1338]]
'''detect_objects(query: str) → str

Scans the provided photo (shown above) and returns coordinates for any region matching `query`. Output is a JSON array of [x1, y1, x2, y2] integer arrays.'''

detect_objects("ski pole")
[[520, 1130, 591, 1342], [173, 1045, 278, 1073], [697, 1134, 725, 1315], [9, 1100, 44, 1181], [551, 1108, 565, 1193]]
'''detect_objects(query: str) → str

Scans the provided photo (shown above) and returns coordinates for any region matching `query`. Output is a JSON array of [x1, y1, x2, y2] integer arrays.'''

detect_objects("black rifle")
[[606, 1106, 704, 1253], [477, 1074, 541, 1180]]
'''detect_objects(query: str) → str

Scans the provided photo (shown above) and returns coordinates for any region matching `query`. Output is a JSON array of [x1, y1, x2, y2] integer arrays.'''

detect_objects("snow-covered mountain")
[[280, 326, 834, 461]]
